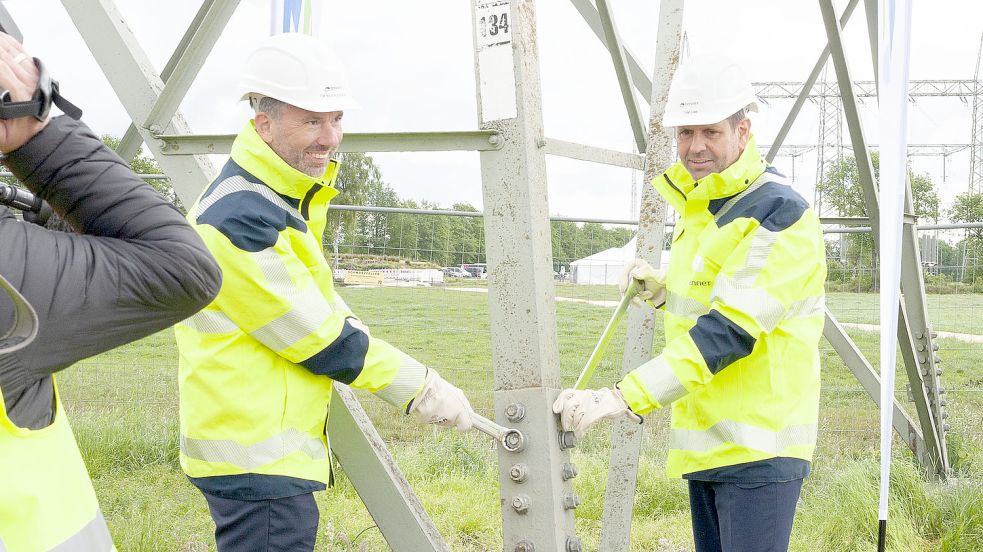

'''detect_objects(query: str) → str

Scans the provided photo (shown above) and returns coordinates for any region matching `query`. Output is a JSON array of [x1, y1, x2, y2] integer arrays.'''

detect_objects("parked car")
[[442, 266, 472, 278], [461, 263, 488, 279]]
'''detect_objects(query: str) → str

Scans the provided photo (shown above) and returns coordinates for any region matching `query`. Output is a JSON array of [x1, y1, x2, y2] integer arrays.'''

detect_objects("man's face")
[[675, 118, 750, 181], [255, 104, 344, 178]]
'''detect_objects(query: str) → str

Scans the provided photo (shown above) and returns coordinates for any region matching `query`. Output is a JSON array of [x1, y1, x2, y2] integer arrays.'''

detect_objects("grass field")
[[57, 284, 983, 551]]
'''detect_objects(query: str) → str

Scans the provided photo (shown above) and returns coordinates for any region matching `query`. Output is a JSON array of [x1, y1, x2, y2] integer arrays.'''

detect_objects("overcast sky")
[[7, 0, 983, 221]]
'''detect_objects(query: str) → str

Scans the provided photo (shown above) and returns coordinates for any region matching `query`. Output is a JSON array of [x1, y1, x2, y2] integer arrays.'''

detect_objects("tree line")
[[817, 152, 983, 291]]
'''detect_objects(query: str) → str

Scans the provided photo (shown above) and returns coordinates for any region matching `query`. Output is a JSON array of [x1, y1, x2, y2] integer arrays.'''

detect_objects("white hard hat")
[[662, 55, 758, 127], [239, 33, 358, 113]]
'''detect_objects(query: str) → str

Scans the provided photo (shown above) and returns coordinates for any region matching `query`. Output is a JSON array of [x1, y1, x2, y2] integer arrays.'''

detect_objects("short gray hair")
[[253, 95, 287, 119], [726, 105, 752, 128]]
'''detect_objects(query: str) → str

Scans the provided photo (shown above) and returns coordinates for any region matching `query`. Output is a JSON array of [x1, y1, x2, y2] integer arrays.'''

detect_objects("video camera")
[[0, 3, 81, 226]]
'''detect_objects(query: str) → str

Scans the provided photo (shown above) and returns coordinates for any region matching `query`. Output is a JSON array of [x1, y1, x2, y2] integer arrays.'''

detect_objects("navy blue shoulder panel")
[[198, 192, 306, 252], [707, 168, 786, 216], [716, 180, 809, 232], [198, 161, 307, 252], [299, 319, 369, 384], [689, 310, 756, 374]]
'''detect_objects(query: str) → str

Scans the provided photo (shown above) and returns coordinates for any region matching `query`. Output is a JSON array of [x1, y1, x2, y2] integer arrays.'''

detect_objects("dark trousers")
[[688, 479, 803, 552], [203, 491, 320, 552]]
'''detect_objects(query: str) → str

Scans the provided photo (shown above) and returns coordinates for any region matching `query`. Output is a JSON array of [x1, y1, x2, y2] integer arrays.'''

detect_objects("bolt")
[[931, 331, 939, 339], [933, 343, 940, 351], [562, 492, 581, 510], [489, 134, 502, 146], [561, 462, 579, 481], [512, 494, 530, 514], [939, 387, 947, 395], [940, 399, 948, 407], [944, 423, 951, 432], [536, 137, 547, 148], [509, 464, 529, 483], [558, 431, 577, 450], [917, 344, 926, 352], [936, 369, 944, 376], [934, 356, 943, 365], [503, 430, 526, 452], [941, 411, 949, 420], [148, 123, 163, 135], [918, 354, 927, 364], [515, 540, 535, 552], [566, 536, 583, 552], [505, 403, 526, 422]]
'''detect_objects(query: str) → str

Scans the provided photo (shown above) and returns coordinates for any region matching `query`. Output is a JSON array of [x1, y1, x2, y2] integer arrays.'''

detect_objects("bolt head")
[[566, 536, 583, 552], [515, 540, 535, 552], [505, 403, 526, 422]]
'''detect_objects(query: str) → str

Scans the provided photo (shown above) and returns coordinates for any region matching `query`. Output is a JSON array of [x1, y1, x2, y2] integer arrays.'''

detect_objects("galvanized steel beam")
[[819, 0, 949, 477], [157, 130, 504, 155], [823, 312, 928, 462], [568, 0, 652, 102], [544, 138, 644, 170], [117, 0, 237, 163], [599, 1, 683, 550], [471, 1, 580, 550], [594, 0, 648, 153], [61, 0, 217, 207], [328, 385, 450, 552], [765, 0, 860, 163]]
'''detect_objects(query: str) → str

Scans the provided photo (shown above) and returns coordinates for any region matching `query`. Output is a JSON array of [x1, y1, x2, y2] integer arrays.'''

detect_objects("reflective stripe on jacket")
[[0, 381, 115, 551], [618, 135, 826, 478], [176, 122, 427, 486]]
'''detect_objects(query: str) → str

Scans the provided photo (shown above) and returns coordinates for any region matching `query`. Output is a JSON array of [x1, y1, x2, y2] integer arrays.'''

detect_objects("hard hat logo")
[[321, 85, 345, 98], [662, 55, 757, 128], [239, 33, 359, 113]]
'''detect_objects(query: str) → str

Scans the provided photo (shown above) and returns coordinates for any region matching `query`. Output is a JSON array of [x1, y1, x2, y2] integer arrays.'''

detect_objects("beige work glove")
[[551, 388, 642, 439], [618, 258, 668, 308], [408, 369, 474, 431]]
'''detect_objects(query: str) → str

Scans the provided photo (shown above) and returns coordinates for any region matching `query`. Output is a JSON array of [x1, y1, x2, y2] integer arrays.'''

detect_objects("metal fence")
[[60, 207, 983, 482]]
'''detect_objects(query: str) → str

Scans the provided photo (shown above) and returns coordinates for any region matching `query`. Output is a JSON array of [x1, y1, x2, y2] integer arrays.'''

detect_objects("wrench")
[[471, 412, 525, 452]]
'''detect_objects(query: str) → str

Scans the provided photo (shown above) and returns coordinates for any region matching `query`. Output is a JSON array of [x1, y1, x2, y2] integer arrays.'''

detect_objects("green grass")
[[55, 286, 983, 551]]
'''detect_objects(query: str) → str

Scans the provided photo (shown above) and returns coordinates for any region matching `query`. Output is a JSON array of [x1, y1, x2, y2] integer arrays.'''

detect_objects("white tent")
[[569, 236, 671, 285]]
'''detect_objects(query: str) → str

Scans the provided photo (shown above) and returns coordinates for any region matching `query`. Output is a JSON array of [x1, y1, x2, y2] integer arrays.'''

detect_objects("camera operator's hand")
[[0, 32, 47, 153]]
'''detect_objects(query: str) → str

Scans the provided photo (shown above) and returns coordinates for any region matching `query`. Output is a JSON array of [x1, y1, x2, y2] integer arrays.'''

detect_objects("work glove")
[[551, 387, 642, 440], [618, 258, 667, 308], [408, 369, 474, 431]]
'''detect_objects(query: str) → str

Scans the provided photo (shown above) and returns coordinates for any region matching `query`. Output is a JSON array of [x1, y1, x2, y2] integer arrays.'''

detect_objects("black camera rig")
[[0, 3, 81, 225]]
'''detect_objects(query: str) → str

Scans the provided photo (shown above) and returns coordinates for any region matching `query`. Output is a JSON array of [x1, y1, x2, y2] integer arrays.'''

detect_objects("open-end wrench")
[[471, 412, 525, 452]]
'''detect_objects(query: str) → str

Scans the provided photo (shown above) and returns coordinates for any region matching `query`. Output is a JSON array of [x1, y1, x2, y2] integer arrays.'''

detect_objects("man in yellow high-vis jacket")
[[553, 55, 826, 552], [175, 33, 475, 551]]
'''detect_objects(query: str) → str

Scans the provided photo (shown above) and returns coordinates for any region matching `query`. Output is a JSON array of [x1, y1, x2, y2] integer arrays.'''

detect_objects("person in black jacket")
[[0, 31, 221, 550]]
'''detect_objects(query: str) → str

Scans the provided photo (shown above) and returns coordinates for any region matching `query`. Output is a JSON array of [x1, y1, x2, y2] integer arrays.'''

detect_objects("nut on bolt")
[[512, 494, 530, 514], [509, 463, 529, 483], [562, 492, 581, 510], [558, 431, 577, 450], [561, 462, 579, 481], [566, 536, 583, 552], [505, 403, 526, 422], [515, 540, 535, 552]]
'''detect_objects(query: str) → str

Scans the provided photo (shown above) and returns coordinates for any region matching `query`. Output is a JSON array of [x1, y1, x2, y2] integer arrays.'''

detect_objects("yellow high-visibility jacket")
[[175, 122, 427, 495], [0, 382, 115, 551], [618, 136, 826, 479]]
